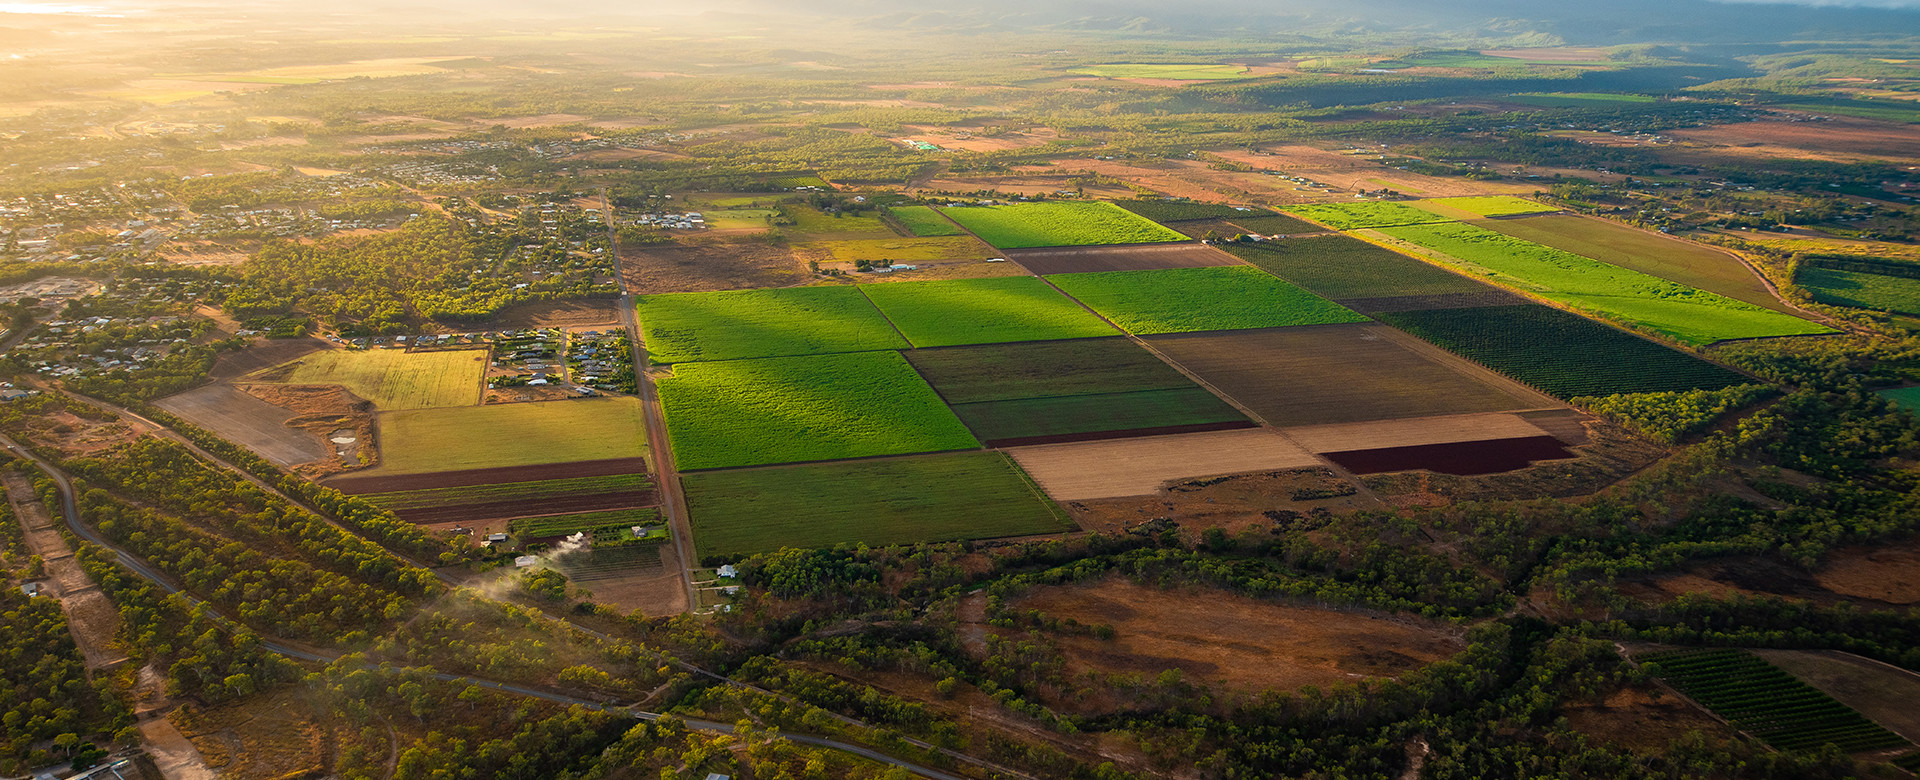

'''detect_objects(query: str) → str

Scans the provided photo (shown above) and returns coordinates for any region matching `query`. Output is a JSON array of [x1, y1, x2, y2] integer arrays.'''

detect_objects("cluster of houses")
[[378, 159, 502, 187], [627, 211, 706, 230], [489, 329, 569, 388], [565, 330, 633, 390], [14, 314, 195, 379]]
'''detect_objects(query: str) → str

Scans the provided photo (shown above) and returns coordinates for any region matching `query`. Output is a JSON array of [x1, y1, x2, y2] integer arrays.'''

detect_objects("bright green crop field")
[[372, 399, 648, 475], [888, 205, 964, 237], [937, 201, 1187, 249], [1047, 266, 1368, 335], [1799, 267, 1920, 314], [659, 351, 979, 470], [1418, 196, 1559, 218], [860, 277, 1117, 347], [1377, 222, 1834, 345], [637, 285, 907, 363], [682, 451, 1071, 559], [1285, 201, 1456, 230]]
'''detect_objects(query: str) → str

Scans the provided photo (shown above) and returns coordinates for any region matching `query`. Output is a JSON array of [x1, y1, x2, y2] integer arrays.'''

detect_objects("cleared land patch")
[[250, 347, 485, 409], [1285, 201, 1454, 230], [859, 276, 1118, 347], [1324, 436, 1574, 476], [1479, 214, 1790, 312], [619, 241, 806, 294], [1048, 265, 1368, 335], [1376, 305, 1754, 398], [1146, 324, 1549, 427], [155, 384, 328, 467], [1005, 243, 1241, 275], [1012, 579, 1464, 698], [1376, 222, 1831, 344], [904, 337, 1197, 403], [369, 398, 648, 475], [681, 451, 1071, 559], [1225, 234, 1493, 301], [659, 351, 979, 470], [637, 285, 906, 363], [938, 201, 1187, 248], [1008, 429, 1325, 501]]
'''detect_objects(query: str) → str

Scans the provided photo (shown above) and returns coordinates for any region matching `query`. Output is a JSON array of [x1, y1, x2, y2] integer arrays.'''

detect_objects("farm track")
[[0, 430, 984, 780]]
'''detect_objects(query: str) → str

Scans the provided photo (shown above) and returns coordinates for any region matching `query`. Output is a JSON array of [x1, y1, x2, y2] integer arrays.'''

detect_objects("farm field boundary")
[[367, 398, 649, 475], [1008, 428, 1326, 501]]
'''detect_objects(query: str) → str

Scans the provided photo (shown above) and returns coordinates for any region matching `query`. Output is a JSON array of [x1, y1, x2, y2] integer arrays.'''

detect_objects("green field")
[[1225, 235, 1490, 300], [1799, 267, 1920, 314], [1645, 649, 1910, 753], [254, 348, 485, 409], [1479, 214, 1791, 312], [364, 473, 652, 509], [637, 285, 907, 363], [1377, 222, 1833, 344], [372, 398, 648, 475], [659, 351, 979, 470], [938, 201, 1188, 249], [1285, 201, 1456, 230], [796, 236, 995, 264], [1047, 266, 1368, 335], [681, 452, 1072, 559], [904, 338, 1197, 403], [1376, 305, 1752, 398], [1505, 92, 1657, 108], [703, 209, 779, 230], [1418, 196, 1559, 218], [888, 205, 964, 237], [782, 205, 897, 238], [1882, 386, 1920, 412], [952, 388, 1247, 443], [1072, 64, 1256, 80], [860, 277, 1117, 347]]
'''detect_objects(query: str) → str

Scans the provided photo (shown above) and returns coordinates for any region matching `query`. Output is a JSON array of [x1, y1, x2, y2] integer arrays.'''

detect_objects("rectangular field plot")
[[155, 384, 328, 467], [904, 337, 1197, 404], [659, 351, 979, 470], [1645, 649, 1911, 754], [795, 236, 996, 264], [1415, 196, 1559, 218], [1377, 222, 1832, 345], [1225, 235, 1492, 301], [361, 473, 656, 524], [1375, 305, 1753, 398], [1281, 412, 1556, 453], [953, 388, 1252, 447], [1146, 324, 1550, 427], [1008, 429, 1325, 501], [682, 452, 1072, 559], [1005, 243, 1241, 275], [370, 398, 649, 475], [938, 201, 1187, 249], [1479, 214, 1790, 312], [859, 276, 1118, 347], [1048, 266, 1368, 335], [1225, 212, 1321, 236], [1113, 199, 1248, 222], [1284, 201, 1454, 231], [1323, 436, 1574, 476], [636, 285, 907, 364], [1800, 266, 1920, 315], [887, 205, 964, 237], [250, 348, 485, 409]]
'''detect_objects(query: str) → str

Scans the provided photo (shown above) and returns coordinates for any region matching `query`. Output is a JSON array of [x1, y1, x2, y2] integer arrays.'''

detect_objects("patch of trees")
[[1575, 384, 1778, 444], [0, 575, 129, 775]]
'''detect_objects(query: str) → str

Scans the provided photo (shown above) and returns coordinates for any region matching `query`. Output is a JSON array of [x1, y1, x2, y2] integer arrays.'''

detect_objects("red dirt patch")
[[1667, 115, 1920, 163], [207, 338, 328, 380], [1562, 686, 1736, 752], [1813, 543, 1920, 604], [1325, 435, 1575, 476], [1004, 242, 1238, 274], [620, 239, 807, 294], [325, 456, 649, 493]]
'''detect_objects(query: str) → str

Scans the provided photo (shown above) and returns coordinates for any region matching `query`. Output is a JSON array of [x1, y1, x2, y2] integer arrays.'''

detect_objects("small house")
[[716, 564, 738, 579], [514, 555, 539, 568]]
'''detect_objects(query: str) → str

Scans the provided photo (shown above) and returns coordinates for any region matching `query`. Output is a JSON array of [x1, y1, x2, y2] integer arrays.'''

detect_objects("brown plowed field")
[[1281, 411, 1552, 453], [326, 456, 649, 493], [620, 240, 808, 294], [1813, 542, 1920, 604], [1008, 578, 1465, 700], [392, 490, 658, 523], [1146, 324, 1553, 427], [1338, 289, 1523, 314], [1006, 242, 1240, 275], [1667, 115, 1920, 163], [206, 337, 327, 380], [982, 420, 1257, 448], [1008, 429, 1324, 501], [1324, 435, 1574, 476], [155, 384, 330, 467]]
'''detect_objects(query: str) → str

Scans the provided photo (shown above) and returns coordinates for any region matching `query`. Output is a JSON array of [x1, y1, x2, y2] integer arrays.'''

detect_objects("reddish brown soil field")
[[982, 420, 1256, 448], [1561, 686, 1736, 752], [326, 456, 649, 493], [1006, 579, 1465, 700], [1146, 324, 1550, 427], [206, 338, 327, 380], [1005, 242, 1237, 274], [620, 239, 808, 293], [1667, 115, 1920, 163], [462, 299, 623, 330], [392, 489, 657, 523], [1324, 435, 1574, 476], [1814, 543, 1920, 604]]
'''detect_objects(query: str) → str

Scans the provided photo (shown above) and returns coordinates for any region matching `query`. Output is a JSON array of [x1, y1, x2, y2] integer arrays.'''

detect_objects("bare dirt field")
[[1812, 542, 1920, 604], [1618, 551, 1920, 608], [206, 337, 327, 380], [1008, 429, 1325, 501], [1006, 242, 1238, 274], [1666, 115, 1920, 163], [1324, 435, 1575, 476], [463, 298, 623, 330], [1280, 411, 1555, 453], [573, 541, 690, 617], [1751, 649, 1920, 743], [1361, 418, 1662, 505], [1146, 325, 1555, 427], [1061, 467, 1380, 538], [139, 715, 216, 780], [156, 384, 331, 468], [1006, 579, 1465, 698], [620, 240, 808, 293], [1561, 686, 1736, 753]]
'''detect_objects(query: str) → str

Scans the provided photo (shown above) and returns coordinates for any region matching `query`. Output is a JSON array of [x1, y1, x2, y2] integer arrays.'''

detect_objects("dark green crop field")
[[904, 337, 1197, 404], [952, 387, 1248, 444], [1225, 235, 1491, 300]]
